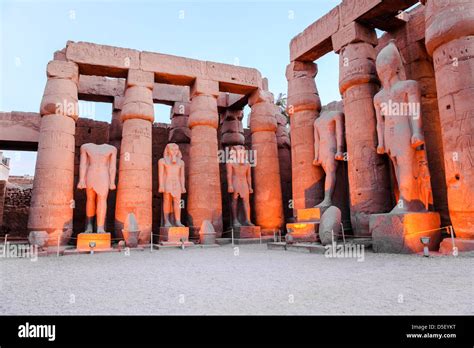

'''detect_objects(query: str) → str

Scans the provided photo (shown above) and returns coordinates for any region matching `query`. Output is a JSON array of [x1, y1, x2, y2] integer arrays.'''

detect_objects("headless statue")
[[313, 102, 345, 208], [374, 41, 432, 213], [226, 145, 254, 227], [77, 143, 117, 233], [158, 143, 186, 227]]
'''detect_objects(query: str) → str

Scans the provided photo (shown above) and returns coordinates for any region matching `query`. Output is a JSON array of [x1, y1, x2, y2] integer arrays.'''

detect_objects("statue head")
[[164, 143, 182, 164], [376, 41, 406, 88]]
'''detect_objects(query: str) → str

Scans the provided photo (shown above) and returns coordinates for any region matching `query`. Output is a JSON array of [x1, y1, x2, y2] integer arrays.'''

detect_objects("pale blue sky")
[[1, 0, 342, 175]]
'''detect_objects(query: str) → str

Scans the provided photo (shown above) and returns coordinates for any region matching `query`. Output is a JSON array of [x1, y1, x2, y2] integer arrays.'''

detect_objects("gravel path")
[[0, 245, 472, 315]]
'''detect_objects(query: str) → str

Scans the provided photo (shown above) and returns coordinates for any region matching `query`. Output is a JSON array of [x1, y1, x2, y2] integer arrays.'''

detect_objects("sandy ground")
[[0, 244, 472, 315]]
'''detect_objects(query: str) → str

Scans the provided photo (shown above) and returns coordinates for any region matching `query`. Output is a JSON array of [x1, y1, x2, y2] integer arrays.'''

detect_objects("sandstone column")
[[276, 111, 292, 221], [286, 61, 324, 213], [109, 96, 123, 151], [337, 41, 392, 236], [423, 0, 474, 239], [28, 60, 79, 246], [115, 69, 154, 244], [187, 78, 223, 236], [249, 89, 284, 234]]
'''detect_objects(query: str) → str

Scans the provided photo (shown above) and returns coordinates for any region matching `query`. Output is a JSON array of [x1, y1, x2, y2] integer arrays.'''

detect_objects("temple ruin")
[[0, 0, 473, 255]]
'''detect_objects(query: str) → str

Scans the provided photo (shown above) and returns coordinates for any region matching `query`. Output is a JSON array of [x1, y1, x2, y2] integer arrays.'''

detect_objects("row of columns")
[[29, 69, 285, 244], [287, 1, 474, 239]]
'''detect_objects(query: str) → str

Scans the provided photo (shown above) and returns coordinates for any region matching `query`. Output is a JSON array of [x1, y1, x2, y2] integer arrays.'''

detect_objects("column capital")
[[248, 88, 274, 107], [191, 78, 219, 98], [331, 21, 378, 53], [126, 69, 154, 90], [47, 60, 79, 85], [339, 42, 379, 94]]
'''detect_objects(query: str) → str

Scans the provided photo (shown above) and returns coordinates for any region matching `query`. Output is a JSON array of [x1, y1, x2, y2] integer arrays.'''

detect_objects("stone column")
[[109, 96, 123, 151], [187, 78, 223, 236], [423, 0, 474, 239], [28, 60, 79, 246], [338, 41, 392, 236], [107, 97, 123, 237], [286, 61, 324, 213], [115, 69, 154, 244], [169, 101, 191, 174], [249, 89, 284, 234], [276, 111, 293, 221]]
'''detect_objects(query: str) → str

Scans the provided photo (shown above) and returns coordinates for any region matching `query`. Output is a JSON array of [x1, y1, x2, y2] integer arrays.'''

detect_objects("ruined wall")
[[2, 183, 32, 237], [0, 180, 6, 228], [377, 4, 450, 227]]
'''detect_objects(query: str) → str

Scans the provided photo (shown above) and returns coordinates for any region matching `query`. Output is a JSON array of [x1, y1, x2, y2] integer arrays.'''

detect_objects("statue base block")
[[233, 226, 261, 239], [370, 212, 441, 254], [77, 233, 111, 251], [439, 238, 474, 255], [296, 207, 325, 222], [286, 222, 319, 243], [159, 227, 191, 245]]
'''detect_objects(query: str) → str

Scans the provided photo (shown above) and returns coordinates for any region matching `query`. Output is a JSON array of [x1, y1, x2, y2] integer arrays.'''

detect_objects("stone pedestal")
[[286, 222, 319, 243], [439, 238, 474, 255], [296, 207, 327, 222], [77, 233, 111, 251], [370, 212, 441, 254], [159, 226, 193, 246], [233, 225, 261, 239], [122, 230, 139, 248]]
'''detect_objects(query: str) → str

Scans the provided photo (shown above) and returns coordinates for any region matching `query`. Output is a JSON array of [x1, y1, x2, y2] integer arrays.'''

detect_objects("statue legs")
[[316, 161, 338, 208], [231, 193, 254, 227], [390, 153, 415, 213], [85, 187, 108, 233], [163, 192, 183, 227]]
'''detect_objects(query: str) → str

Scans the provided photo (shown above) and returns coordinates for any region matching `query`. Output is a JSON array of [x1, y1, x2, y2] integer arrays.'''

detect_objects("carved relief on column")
[[339, 42, 392, 236], [248, 89, 284, 233], [115, 69, 154, 243], [28, 60, 79, 246], [286, 61, 323, 213], [187, 78, 223, 236], [423, 0, 474, 239]]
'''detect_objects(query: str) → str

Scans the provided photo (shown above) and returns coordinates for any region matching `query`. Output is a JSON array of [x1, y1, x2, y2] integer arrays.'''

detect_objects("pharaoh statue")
[[158, 143, 186, 227], [373, 41, 433, 213], [226, 145, 254, 227], [77, 143, 117, 233], [313, 101, 345, 208]]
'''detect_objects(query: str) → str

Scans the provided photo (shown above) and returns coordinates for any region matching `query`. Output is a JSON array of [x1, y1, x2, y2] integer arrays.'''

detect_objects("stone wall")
[[2, 182, 32, 237], [0, 180, 6, 228], [377, 4, 450, 227]]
